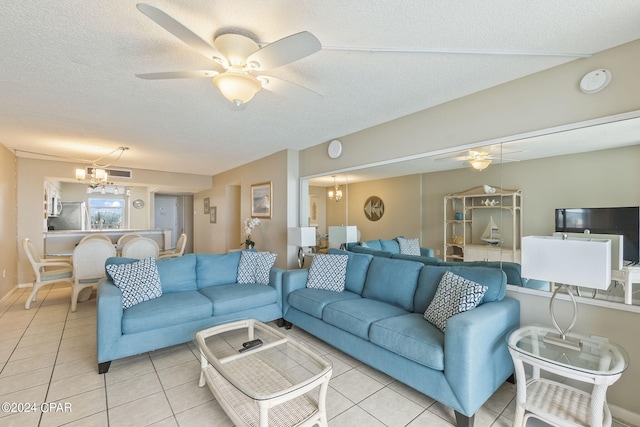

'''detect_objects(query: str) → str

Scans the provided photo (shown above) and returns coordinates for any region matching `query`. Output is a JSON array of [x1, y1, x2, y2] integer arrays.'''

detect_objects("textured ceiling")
[[1, 1, 640, 178]]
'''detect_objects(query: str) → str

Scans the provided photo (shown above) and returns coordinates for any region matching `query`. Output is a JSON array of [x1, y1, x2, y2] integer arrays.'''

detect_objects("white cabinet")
[[444, 186, 522, 262]]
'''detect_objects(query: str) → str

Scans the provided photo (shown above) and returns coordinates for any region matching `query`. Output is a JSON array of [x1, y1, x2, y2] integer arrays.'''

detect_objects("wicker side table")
[[195, 319, 332, 427], [508, 325, 628, 427]]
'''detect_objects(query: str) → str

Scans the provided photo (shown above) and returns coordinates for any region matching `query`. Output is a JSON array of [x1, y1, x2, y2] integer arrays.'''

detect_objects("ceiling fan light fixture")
[[214, 33, 259, 65], [213, 71, 262, 105], [468, 158, 492, 171]]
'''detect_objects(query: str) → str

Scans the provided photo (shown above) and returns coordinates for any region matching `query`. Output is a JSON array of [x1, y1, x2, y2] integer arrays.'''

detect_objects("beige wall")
[[326, 175, 423, 242], [195, 150, 298, 269], [300, 39, 640, 178], [0, 145, 18, 300]]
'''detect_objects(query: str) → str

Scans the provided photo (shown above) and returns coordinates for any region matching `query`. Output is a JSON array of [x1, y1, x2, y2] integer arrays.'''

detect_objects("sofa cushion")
[[198, 283, 277, 315], [288, 288, 361, 318], [196, 252, 241, 288], [306, 254, 348, 292], [361, 240, 382, 251], [370, 313, 445, 371], [237, 251, 277, 285], [155, 254, 197, 292], [328, 249, 373, 294], [105, 257, 162, 309], [379, 239, 400, 254], [362, 257, 422, 311], [122, 290, 213, 334], [397, 237, 421, 256], [413, 266, 507, 314], [323, 298, 409, 340], [424, 271, 488, 332]]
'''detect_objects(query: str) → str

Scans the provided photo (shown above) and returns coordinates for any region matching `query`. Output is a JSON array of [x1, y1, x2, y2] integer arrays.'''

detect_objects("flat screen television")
[[555, 206, 639, 265]]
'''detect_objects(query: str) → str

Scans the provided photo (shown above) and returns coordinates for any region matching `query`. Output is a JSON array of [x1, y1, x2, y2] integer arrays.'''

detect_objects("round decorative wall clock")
[[364, 196, 384, 221]]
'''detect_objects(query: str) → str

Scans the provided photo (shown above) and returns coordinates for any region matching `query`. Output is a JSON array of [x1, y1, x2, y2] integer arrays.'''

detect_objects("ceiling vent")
[[86, 167, 132, 179]]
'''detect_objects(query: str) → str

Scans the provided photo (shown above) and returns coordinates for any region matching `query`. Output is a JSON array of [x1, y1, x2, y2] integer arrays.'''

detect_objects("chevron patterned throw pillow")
[[105, 257, 162, 309], [306, 254, 348, 292], [424, 271, 488, 332]]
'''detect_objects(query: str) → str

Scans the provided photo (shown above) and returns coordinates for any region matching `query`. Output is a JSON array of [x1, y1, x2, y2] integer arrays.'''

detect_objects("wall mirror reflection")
[[301, 111, 640, 306]]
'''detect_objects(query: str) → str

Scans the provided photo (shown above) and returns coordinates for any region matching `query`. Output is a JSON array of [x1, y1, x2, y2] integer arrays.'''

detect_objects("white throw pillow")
[[105, 257, 162, 309], [306, 254, 348, 292], [397, 237, 421, 256], [424, 271, 488, 332]]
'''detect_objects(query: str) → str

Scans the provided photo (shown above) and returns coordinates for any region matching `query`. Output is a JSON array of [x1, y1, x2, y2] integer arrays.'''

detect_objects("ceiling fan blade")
[[136, 3, 222, 61], [136, 70, 219, 79], [259, 75, 323, 102], [434, 155, 468, 162], [248, 31, 321, 70]]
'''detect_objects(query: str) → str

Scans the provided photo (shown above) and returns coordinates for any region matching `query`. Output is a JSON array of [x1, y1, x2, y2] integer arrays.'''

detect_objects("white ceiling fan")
[[135, 3, 322, 106]]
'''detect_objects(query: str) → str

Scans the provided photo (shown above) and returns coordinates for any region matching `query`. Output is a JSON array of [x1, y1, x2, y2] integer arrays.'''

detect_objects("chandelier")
[[328, 175, 343, 202], [75, 146, 129, 194]]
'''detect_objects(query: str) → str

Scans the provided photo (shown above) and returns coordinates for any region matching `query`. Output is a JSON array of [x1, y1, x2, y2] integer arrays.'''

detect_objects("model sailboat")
[[481, 216, 502, 245]]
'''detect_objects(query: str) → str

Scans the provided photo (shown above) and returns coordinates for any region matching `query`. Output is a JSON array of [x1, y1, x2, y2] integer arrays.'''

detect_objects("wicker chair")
[[159, 233, 187, 259], [71, 238, 117, 312], [121, 237, 159, 259], [22, 238, 73, 310]]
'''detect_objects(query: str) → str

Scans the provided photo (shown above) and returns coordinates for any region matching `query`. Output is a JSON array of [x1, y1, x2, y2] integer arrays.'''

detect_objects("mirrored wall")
[[300, 111, 640, 306]]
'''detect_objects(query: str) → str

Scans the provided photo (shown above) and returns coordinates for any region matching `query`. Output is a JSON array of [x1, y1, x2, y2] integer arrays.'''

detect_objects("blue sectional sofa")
[[348, 237, 436, 258], [97, 252, 284, 373], [283, 249, 520, 427]]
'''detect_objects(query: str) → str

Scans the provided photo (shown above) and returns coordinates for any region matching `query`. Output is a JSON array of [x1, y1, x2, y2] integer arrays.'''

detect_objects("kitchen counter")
[[45, 229, 171, 256]]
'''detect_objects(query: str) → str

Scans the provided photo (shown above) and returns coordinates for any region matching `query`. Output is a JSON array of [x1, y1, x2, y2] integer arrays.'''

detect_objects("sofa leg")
[[454, 411, 474, 427], [98, 361, 111, 374], [506, 373, 516, 384], [276, 318, 285, 327], [284, 321, 292, 330]]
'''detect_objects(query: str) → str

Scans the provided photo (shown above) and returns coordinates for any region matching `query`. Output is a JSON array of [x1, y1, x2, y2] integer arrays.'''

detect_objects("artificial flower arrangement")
[[243, 217, 261, 248]]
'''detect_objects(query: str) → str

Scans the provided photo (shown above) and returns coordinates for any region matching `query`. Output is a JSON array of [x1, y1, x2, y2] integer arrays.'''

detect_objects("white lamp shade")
[[288, 227, 316, 247], [521, 236, 611, 290], [328, 226, 358, 248]]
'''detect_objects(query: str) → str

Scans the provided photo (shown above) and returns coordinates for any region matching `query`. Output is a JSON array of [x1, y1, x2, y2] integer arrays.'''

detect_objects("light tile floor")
[[0, 283, 630, 427]]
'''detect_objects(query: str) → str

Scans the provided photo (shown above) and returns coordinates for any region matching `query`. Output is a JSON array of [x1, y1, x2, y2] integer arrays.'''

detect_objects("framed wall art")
[[251, 182, 272, 218], [204, 197, 210, 214], [209, 206, 217, 223]]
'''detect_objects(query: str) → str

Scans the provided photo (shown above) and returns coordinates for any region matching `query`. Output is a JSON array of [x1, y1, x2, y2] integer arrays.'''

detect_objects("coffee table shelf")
[[195, 319, 332, 427]]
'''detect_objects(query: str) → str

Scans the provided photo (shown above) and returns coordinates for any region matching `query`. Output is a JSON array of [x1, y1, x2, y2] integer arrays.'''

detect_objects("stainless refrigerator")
[[47, 201, 89, 230]]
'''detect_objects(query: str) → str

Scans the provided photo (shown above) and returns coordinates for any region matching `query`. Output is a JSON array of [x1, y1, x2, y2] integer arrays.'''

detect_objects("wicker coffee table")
[[195, 319, 332, 427]]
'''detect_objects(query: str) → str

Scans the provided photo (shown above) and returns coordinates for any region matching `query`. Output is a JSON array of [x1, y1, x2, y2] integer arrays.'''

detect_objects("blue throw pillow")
[[105, 257, 162, 309]]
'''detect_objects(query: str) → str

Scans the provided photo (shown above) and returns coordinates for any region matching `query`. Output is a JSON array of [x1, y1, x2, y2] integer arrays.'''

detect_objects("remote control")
[[239, 339, 263, 352], [242, 339, 263, 348]]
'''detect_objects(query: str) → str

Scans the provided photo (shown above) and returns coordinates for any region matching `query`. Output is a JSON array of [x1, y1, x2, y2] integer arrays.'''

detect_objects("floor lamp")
[[288, 227, 317, 268], [521, 235, 611, 350]]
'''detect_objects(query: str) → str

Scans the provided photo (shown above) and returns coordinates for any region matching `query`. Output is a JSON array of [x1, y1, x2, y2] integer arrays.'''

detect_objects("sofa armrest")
[[420, 247, 435, 257], [443, 297, 520, 415], [269, 267, 285, 309], [96, 279, 124, 363], [282, 269, 309, 315]]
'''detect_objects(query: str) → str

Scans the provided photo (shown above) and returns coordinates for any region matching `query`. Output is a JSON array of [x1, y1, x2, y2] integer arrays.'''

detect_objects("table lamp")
[[288, 227, 317, 268], [521, 235, 611, 350], [328, 226, 358, 250]]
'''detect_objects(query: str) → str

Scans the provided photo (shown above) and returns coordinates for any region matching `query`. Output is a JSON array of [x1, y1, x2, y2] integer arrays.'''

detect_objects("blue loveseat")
[[282, 249, 520, 427], [97, 252, 284, 373], [348, 237, 436, 258]]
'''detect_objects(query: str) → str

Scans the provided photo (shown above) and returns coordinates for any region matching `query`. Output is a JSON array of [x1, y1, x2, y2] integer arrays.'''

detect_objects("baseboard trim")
[[611, 404, 640, 427], [0, 286, 19, 305]]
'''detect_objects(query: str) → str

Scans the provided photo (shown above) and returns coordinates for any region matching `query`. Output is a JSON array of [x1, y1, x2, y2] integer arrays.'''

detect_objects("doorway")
[[154, 194, 194, 253]]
